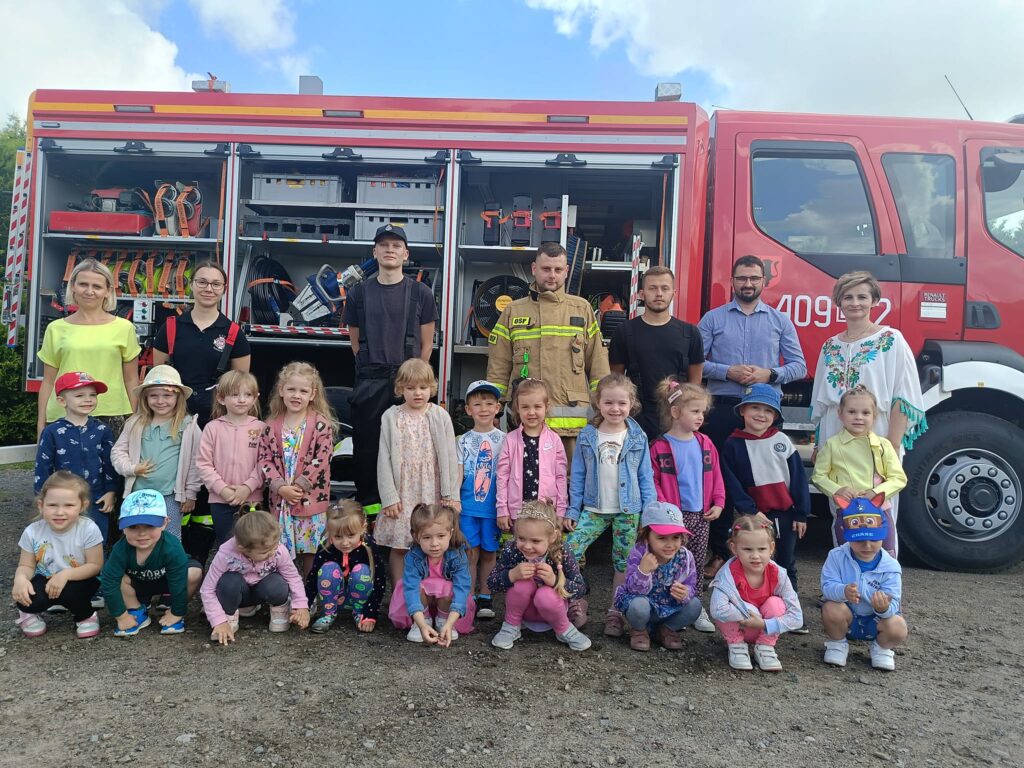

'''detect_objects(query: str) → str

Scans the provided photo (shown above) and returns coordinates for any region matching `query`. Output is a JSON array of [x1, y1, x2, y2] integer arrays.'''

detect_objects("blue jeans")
[[624, 596, 702, 631]]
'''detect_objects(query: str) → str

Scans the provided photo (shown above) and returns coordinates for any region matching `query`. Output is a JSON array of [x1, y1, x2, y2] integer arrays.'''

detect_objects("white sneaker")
[[871, 642, 896, 671], [268, 604, 290, 633], [824, 639, 850, 667], [693, 607, 716, 633], [209, 612, 239, 641], [407, 623, 425, 643], [433, 614, 459, 641], [555, 625, 592, 651], [491, 622, 522, 650], [17, 611, 47, 638], [753, 643, 783, 672], [727, 642, 753, 670], [238, 605, 260, 618]]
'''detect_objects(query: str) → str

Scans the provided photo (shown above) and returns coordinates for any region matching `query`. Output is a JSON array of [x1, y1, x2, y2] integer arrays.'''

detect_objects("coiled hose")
[[246, 254, 297, 325]]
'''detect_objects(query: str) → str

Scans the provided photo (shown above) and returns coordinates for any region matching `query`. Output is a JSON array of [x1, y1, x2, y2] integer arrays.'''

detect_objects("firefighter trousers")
[[351, 365, 401, 513]]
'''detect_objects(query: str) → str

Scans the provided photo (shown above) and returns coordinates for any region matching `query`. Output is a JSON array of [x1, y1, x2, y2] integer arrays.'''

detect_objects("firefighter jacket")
[[486, 283, 610, 436]]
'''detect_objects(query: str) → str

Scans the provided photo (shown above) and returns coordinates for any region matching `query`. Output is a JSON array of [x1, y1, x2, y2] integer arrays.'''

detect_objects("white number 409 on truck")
[[5, 86, 1024, 571]]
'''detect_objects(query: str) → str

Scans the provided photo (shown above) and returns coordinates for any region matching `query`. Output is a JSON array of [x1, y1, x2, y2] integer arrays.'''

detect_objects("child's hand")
[[705, 505, 723, 521], [134, 460, 156, 478], [357, 617, 376, 633], [870, 591, 891, 614], [11, 575, 34, 606], [44, 571, 69, 599], [382, 504, 402, 519], [116, 612, 140, 631], [211, 621, 235, 645], [856, 489, 883, 500], [437, 614, 459, 647], [844, 583, 860, 603], [415, 615, 440, 645], [561, 517, 576, 532], [669, 582, 689, 602], [835, 487, 856, 502], [793, 520, 807, 539], [534, 563, 556, 587], [180, 499, 195, 516], [511, 562, 537, 582], [97, 492, 116, 514], [159, 612, 183, 628], [224, 485, 251, 506], [638, 552, 660, 575], [279, 485, 304, 505], [497, 515, 511, 532], [290, 608, 310, 629], [738, 614, 766, 631], [440, 498, 461, 512]]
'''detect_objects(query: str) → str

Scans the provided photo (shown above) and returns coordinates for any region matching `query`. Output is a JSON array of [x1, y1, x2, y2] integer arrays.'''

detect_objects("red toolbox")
[[49, 211, 154, 236]]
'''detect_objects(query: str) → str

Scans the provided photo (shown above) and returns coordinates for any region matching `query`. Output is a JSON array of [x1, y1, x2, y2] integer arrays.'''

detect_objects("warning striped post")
[[628, 234, 643, 319], [4, 150, 31, 347]]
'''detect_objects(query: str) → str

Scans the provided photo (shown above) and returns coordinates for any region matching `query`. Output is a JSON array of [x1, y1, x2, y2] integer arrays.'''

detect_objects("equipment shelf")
[[42, 233, 221, 250], [240, 200, 444, 214]]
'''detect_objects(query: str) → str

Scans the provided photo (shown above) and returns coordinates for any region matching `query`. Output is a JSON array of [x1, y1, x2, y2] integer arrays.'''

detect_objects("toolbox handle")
[[545, 153, 586, 167], [39, 138, 64, 152], [457, 150, 482, 165], [651, 154, 678, 169], [423, 150, 450, 165], [204, 143, 231, 157], [113, 141, 153, 154], [237, 144, 261, 158], [322, 147, 363, 161]]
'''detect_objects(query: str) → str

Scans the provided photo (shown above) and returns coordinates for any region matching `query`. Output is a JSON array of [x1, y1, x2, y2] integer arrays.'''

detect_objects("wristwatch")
[[768, 369, 779, 384]]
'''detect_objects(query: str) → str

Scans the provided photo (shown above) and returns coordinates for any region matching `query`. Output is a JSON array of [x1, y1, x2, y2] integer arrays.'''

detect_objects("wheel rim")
[[924, 448, 1021, 542]]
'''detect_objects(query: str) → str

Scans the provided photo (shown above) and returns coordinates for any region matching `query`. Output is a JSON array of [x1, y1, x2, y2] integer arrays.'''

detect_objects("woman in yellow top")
[[36, 258, 141, 438], [811, 385, 907, 557]]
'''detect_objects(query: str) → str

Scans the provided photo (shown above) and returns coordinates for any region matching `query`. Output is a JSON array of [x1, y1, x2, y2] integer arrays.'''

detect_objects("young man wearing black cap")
[[343, 225, 436, 516]]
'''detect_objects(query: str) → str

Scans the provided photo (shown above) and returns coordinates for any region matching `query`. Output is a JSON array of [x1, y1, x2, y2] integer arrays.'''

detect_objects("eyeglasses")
[[732, 276, 764, 284], [193, 279, 225, 290]]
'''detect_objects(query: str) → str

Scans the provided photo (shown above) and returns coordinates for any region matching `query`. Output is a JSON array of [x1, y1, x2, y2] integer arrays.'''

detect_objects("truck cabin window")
[[983, 148, 1024, 258], [881, 153, 956, 259], [752, 153, 876, 255]]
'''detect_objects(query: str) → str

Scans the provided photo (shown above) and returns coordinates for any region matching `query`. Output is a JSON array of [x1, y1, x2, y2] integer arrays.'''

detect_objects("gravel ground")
[[1, 464, 1022, 768]]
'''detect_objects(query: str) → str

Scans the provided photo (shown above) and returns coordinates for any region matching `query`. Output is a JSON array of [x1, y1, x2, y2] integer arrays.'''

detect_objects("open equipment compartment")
[[25, 137, 228, 380], [231, 143, 448, 388], [446, 149, 678, 408]]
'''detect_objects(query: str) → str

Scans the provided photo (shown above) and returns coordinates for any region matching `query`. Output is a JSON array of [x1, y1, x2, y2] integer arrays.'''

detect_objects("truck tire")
[[901, 412, 1024, 572]]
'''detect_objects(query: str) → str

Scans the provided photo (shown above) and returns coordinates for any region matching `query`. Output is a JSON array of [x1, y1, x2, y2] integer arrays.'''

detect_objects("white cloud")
[[187, 0, 296, 53], [525, 0, 1024, 121], [0, 0, 199, 119]]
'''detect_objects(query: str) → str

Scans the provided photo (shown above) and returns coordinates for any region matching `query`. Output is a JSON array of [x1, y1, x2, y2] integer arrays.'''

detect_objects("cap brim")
[[58, 382, 109, 395], [118, 514, 166, 530], [467, 384, 501, 398], [649, 523, 692, 536], [374, 232, 408, 244], [734, 400, 781, 417]]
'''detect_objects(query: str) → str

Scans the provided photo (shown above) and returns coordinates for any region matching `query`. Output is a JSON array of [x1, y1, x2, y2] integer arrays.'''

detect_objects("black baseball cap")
[[373, 223, 408, 244]]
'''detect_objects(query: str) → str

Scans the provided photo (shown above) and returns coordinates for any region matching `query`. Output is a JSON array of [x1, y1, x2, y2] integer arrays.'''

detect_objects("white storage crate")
[[355, 175, 438, 206], [354, 211, 441, 243], [251, 173, 345, 203]]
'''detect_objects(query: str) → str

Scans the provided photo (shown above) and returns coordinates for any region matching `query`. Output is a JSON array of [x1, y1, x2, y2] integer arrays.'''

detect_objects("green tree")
[[0, 114, 35, 446]]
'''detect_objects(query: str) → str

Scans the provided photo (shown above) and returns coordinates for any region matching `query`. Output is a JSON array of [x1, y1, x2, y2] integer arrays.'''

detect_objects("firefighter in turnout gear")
[[486, 242, 609, 455]]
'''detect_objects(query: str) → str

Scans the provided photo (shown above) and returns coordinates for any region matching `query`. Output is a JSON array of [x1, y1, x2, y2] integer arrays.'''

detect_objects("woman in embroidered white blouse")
[[810, 271, 927, 552]]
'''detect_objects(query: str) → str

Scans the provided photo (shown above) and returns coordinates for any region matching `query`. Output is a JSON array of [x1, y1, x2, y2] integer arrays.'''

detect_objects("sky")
[[0, 0, 1022, 123]]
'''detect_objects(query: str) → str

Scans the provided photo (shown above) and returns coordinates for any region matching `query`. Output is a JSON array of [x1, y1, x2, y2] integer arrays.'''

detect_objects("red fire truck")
[[5, 89, 1024, 571]]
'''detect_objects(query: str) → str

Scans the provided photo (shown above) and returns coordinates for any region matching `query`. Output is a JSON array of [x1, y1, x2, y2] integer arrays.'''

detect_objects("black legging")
[[19, 575, 99, 621], [215, 571, 290, 614], [701, 396, 744, 561]]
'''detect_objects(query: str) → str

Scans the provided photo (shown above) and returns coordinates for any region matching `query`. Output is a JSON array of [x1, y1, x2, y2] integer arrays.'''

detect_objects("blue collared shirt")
[[697, 299, 807, 397]]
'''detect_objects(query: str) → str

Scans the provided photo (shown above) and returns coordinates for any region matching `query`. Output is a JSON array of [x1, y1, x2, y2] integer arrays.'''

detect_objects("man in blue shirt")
[[697, 255, 807, 574]]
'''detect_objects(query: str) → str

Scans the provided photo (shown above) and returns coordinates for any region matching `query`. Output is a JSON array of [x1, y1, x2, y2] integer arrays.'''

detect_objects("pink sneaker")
[[17, 611, 46, 638], [75, 612, 101, 639]]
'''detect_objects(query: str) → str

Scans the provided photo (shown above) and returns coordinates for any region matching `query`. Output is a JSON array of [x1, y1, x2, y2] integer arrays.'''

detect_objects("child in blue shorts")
[[457, 381, 505, 619], [820, 495, 908, 671]]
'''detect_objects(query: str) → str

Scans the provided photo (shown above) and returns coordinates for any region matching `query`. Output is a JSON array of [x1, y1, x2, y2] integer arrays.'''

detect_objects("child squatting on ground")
[[13, 472, 104, 639], [820, 496, 908, 670], [614, 501, 703, 651], [99, 489, 203, 637], [456, 380, 506, 620], [709, 512, 804, 672], [565, 373, 657, 637]]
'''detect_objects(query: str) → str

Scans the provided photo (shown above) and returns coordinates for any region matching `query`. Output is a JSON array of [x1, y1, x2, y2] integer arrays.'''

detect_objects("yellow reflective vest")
[[486, 284, 610, 436]]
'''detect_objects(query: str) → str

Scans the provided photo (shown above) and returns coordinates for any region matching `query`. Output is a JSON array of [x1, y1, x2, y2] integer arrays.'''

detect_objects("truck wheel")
[[901, 412, 1024, 572]]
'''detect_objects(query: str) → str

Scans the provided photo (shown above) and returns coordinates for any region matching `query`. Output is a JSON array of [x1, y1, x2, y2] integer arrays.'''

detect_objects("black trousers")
[[351, 366, 400, 509], [701, 395, 743, 561], [215, 571, 290, 614], [20, 575, 99, 621], [767, 510, 799, 591]]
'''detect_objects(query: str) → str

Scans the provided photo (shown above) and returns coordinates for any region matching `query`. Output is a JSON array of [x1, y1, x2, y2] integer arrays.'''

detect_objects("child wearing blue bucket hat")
[[820, 495, 908, 670], [719, 384, 810, 603]]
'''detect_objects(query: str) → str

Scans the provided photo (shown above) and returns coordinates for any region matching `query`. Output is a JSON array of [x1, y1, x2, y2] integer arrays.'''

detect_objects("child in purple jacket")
[[614, 501, 702, 651]]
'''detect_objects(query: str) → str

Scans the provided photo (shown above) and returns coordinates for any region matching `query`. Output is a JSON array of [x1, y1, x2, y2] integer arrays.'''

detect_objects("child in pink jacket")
[[201, 509, 309, 645], [496, 378, 567, 529], [197, 371, 267, 547]]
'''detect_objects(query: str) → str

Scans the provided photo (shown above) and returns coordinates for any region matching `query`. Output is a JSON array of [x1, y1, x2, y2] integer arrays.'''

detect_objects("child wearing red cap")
[[34, 372, 119, 542]]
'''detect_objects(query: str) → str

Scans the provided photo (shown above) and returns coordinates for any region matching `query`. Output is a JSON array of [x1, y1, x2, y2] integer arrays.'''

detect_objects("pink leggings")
[[713, 596, 785, 646], [504, 579, 571, 635]]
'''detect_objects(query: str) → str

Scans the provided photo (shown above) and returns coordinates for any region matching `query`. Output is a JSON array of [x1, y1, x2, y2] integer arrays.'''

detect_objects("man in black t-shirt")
[[608, 266, 703, 439], [342, 224, 436, 514]]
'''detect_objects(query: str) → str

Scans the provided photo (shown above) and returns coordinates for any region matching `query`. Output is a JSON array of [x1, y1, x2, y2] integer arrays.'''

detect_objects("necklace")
[[840, 324, 880, 342]]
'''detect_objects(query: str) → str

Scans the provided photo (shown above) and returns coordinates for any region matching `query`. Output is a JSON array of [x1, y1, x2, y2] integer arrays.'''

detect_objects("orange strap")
[[157, 252, 174, 297], [126, 255, 142, 297], [175, 186, 192, 239]]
